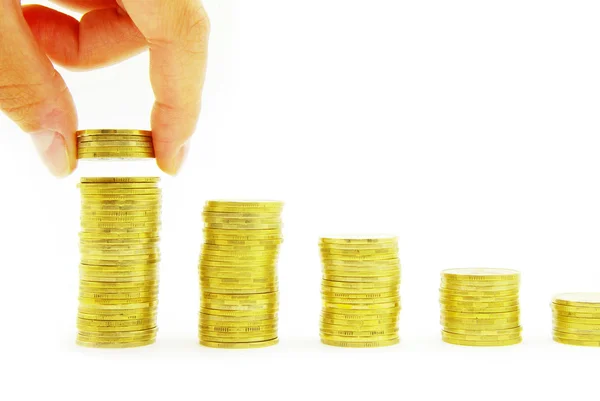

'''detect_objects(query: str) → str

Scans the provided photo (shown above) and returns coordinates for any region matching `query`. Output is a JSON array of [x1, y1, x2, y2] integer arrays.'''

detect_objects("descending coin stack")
[[319, 236, 401, 348], [198, 200, 283, 349], [77, 177, 161, 348], [77, 129, 155, 159], [439, 268, 522, 346], [552, 293, 600, 347]]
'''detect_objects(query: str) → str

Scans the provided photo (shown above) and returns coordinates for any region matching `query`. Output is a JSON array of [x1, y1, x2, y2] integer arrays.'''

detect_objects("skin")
[[0, 0, 210, 176]]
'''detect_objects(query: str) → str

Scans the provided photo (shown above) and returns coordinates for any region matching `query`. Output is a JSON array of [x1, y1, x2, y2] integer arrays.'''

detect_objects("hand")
[[0, 0, 210, 176]]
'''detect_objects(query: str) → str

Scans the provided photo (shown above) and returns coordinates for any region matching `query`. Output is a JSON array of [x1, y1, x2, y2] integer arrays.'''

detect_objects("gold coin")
[[441, 318, 519, 328], [322, 275, 400, 284], [78, 153, 154, 159], [199, 312, 277, 322], [76, 338, 155, 348], [78, 135, 153, 143], [203, 212, 280, 219], [552, 310, 600, 319], [442, 335, 521, 347], [320, 235, 397, 245], [323, 308, 400, 318], [200, 334, 277, 343], [320, 338, 399, 348], [320, 317, 398, 327], [552, 292, 600, 308], [199, 338, 279, 349], [553, 320, 600, 331], [205, 229, 282, 238], [441, 305, 519, 314], [322, 270, 399, 279], [553, 330, 600, 341], [200, 308, 277, 317], [204, 216, 281, 225], [201, 286, 278, 295], [320, 327, 398, 336], [441, 283, 519, 293], [204, 239, 283, 247], [441, 330, 521, 342], [441, 268, 520, 282], [77, 322, 156, 332], [322, 279, 399, 289], [200, 325, 277, 334], [81, 177, 159, 184], [440, 310, 519, 320], [322, 258, 400, 267], [322, 291, 398, 300], [319, 246, 398, 255], [323, 296, 400, 305], [77, 312, 156, 321], [80, 188, 161, 195], [553, 336, 600, 347], [551, 303, 600, 314], [77, 129, 152, 136], [439, 288, 519, 298], [202, 243, 279, 252], [205, 200, 283, 209], [320, 242, 398, 250], [78, 141, 154, 148], [442, 326, 522, 336], [205, 223, 281, 230]]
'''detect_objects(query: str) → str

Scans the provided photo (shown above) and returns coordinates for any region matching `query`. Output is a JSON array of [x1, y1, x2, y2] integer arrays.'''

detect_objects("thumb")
[[0, 5, 77, 177]]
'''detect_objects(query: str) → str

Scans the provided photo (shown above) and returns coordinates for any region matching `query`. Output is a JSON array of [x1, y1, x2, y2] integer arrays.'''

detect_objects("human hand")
[[0, 0, 209, 176]]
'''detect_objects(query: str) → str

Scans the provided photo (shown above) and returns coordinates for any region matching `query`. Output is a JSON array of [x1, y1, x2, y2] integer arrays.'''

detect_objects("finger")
[[50, 0, 119, 13], [121, 0, 210, 174], [23, 5, 147, 70], [0, 4, 77, 177]]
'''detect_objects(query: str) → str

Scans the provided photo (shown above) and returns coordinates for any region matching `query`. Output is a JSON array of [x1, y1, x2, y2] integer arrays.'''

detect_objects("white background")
[[1, 1, 599, 400]]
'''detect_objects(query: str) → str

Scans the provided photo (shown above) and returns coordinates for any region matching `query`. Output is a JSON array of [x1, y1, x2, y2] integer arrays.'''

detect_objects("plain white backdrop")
[[1, 1, 600, 399]]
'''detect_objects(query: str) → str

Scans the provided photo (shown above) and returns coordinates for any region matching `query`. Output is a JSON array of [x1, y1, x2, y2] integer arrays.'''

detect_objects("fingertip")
[[156, 140, 190, 176]]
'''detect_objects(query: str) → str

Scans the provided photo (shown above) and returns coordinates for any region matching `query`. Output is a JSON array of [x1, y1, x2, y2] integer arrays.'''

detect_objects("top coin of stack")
[[77, 129, 155, 159], [440, 268, 522, 346], [552, 293, 600, 347], [199, 200, 284, 349], [319, 235, 401, 348], [77, 177, 161, 348]]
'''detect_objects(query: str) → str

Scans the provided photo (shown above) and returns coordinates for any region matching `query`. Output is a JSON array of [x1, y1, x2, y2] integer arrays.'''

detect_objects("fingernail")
[[31, 131, 71, 177], [171, 141, 191, 175]]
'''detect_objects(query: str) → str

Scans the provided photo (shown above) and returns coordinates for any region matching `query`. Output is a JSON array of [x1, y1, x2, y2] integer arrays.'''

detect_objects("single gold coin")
[[442, 334, 521, 347], [81, 177, 159, 184], [440, 310, 520, 320], [77, 129, 152, 136], [551, 303, 600, 314], [320, 235, 397, 245], [553, 330, 600, 342], [553, 336, 600, 347], [321, 337, 399, 348], [199, 338, 279, 349], [552, 293, 600, 308], [205, 200, 283, 209], [441, 330, 521, 342], [441, 268, 520, 282], [76, 338, 155, 348], [78, 152, 155, 159], [442, 326, 522, 336]]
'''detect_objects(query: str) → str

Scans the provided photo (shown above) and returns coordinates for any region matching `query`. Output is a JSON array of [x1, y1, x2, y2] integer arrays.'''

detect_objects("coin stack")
[[439, 268, 522, 346], [198, 200, 283, 349], [77, 177, 161, 348], [319, 236, 401, 348], [77, 129, 155, 159], [552, 293, 600, 347]]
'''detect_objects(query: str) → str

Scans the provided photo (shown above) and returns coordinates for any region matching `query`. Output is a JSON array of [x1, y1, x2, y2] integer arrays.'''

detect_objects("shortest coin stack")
[[320, 235, 401, 348], [77, 129, 155, 159], [199, 200, 284, 349], [440, 268, 522, 346], [552, 293, 600, 347]]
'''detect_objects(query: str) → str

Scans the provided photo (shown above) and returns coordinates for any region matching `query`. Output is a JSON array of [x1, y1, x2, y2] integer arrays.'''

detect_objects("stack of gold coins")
[[319, 235, 401, 348], [440, 268, 521, 346], [198, 200, 283, 349], [77, 177, 161, 348], [552, 293, 600, 347], [77, 129, 155, 159]]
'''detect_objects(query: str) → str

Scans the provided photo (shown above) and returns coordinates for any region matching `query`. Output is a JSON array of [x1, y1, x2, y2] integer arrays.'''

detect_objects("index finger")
[[121, 0, 210, 174]]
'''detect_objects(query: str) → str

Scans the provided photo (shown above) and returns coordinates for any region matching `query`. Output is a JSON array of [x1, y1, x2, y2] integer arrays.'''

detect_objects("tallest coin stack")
[[76, 129, 161, 348]]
